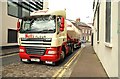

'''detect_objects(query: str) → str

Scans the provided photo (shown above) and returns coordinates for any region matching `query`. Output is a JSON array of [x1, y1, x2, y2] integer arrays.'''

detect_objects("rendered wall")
[[93, 1, 118, 77], [1, 1, 18, 46], [118, 1, 120, 79], [0, 1, 2, 46]]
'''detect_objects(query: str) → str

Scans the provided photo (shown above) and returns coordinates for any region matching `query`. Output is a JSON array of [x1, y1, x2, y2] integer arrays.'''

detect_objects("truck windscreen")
[[20, 15, 56, 33]]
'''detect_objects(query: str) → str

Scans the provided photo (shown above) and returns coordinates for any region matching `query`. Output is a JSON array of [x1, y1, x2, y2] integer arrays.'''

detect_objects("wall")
[[0, 1, 2, 77], [43, 0, 48, 9], [0, 1, 2, 46], [118, 1, 120, 79], [78, 26, 92, 42], [1, 1, 18, 47], [93, 0, 118, 77]]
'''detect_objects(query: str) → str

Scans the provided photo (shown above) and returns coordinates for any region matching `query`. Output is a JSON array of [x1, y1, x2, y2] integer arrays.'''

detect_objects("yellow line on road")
[[52, 47, 84, 78], [0, 53, 18, 59]]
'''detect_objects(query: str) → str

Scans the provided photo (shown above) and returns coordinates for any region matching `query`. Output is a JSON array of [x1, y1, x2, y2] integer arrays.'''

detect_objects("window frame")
[[8, 29, 18, 43], [7, 1, 19, 18], [105, 0, 111, 43], [97, 4, 100, 41], [7, 0, 43, 18]]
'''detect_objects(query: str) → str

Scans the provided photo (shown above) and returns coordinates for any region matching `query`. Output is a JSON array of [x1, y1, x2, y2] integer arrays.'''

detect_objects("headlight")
[[44, 38, 52, 42], [19, 49, 25, 52], [21, 38, 28, 41], [48, 51, 56, 54]]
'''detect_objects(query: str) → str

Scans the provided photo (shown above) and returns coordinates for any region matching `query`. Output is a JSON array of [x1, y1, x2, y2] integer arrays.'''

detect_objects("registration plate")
[[45, 61, 53, 64], [22, 59, 28, 62], [31, 58, 40, 62]]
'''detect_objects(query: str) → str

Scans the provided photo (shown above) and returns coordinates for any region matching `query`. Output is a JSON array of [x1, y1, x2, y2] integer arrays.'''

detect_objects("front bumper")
[[19, 52, 60, 62]]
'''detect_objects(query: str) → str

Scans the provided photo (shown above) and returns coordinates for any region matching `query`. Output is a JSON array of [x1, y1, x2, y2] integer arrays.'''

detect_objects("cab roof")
[[30, 9, 66, 18]]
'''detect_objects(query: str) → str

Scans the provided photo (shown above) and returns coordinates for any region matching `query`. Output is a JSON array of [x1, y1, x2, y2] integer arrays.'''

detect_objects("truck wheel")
[[71, 46, 74, 53], [52, 61, 59, 66], [79, 44, 81, 48], [60, 50, 65, 62], [78, 43, 81, 48], [69, 46, 73, 55], [52, 50, 65, 66]]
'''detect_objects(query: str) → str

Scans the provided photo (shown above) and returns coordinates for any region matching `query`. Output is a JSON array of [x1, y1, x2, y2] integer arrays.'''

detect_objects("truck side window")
[[57, 16, 61, 33]]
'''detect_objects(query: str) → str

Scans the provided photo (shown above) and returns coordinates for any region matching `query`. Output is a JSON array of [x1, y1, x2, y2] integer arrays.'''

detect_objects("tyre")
[[68, 46, 73, 55], [71, 46, 74, 53], [52, 61, 59, 66], [73, 44, 77, 49], [60, 50, 65, 62], [78, 43, 81, 48], [51, 50, 66, 66]]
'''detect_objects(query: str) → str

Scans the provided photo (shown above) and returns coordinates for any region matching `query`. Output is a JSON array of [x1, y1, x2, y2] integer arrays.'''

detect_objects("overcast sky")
[[48, 0, 94, 23]]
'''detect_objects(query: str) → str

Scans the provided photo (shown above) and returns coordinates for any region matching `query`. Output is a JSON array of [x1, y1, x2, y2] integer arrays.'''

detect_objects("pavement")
[[70, 44, 109, 78], [0, 47, 19, 56]]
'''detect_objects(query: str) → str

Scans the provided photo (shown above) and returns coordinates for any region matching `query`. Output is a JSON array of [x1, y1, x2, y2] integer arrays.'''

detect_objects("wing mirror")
[[17, 20, 20, 31], [60, 17, 65, 31]]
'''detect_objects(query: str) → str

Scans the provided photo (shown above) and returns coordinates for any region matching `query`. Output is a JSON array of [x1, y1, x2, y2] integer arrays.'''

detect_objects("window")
[[8, 29, 17, 43], [22, 8, 30, 17], [89, 30, 91, 35], [84, 29, 86, 34], [105, 0, 111, 43], [85, 29, 87, 33], [7, 0, 43, 18], [93, 0, 95, 9], [20, 15, 56, 33], [57, 16, 61, 33], [97, 4, 100, 41], [8, 1, 18, 17], [82, 29, 84, 33]]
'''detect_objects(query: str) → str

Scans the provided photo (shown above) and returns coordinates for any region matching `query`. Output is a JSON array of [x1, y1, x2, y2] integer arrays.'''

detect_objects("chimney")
[[76, 18, 80, 22]]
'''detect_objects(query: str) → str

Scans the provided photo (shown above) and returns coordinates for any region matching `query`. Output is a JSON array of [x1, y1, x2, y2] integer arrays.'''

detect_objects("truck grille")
[[25, 46, 46, 55], [21, 38, 52, 42], [21, 38, 51, 46]]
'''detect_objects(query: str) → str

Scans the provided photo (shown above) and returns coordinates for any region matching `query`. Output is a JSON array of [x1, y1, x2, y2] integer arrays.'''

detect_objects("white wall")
[[118, 1, 120, 79], [1, 2, 18, 46], [43, 0, 48, 9], [0, 1, 2, 46], [0, 1, 2, 76], [93, 1, 118, 77]]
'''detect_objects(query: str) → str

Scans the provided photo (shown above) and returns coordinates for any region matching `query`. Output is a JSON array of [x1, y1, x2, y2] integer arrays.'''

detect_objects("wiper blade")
[[41, 29, 55, 33], [20, 29, 55, 33]]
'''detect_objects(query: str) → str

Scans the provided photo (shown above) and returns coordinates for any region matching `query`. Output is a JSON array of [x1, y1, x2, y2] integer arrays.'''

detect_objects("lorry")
[[17, 9, 82, 65]]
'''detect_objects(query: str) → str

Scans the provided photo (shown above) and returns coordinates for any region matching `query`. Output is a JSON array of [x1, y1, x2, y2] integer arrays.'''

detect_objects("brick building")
[[75, 18, 92, 42]]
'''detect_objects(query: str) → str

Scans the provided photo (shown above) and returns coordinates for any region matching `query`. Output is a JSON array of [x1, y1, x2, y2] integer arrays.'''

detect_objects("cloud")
[[48, 0, 93, 23]]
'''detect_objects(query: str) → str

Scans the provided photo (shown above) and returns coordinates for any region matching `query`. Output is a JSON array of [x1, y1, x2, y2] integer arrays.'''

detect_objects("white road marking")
[[0, 53, 18, 59]]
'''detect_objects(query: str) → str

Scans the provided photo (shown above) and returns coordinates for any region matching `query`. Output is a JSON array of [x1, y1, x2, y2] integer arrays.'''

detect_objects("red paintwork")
[[41, 55, 59, 62], [19, 38, 79, 63], [17, 21, 20, 31], [19, 46, 62, 62], [60, 17, 65, 31], [25, 34, 33, 38], [19, 40, 71, 62], [61, 17, 64, 26]]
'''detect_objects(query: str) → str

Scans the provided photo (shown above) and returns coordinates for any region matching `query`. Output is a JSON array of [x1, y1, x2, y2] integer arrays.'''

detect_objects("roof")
[[30, 9, 66, 18], [76, 22, 88, 26]]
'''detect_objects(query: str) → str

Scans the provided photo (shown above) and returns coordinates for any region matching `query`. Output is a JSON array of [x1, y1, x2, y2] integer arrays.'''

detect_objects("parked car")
[[81, 39, 86, 43]]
